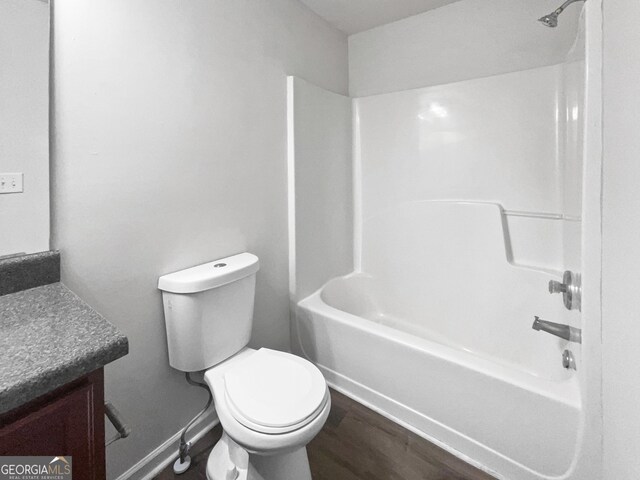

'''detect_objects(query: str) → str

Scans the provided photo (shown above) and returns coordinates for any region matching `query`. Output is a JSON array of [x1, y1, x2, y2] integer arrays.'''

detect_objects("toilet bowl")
[[158, 253, 329, 479], [204, 348, 330, 480]]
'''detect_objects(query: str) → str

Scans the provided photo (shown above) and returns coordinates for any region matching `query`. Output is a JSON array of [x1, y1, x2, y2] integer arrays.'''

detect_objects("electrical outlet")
[[0, 173, 24, 194]]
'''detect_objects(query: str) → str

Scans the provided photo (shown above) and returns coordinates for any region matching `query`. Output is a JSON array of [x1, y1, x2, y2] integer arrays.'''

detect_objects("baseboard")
[[113, 408, 219, 480]]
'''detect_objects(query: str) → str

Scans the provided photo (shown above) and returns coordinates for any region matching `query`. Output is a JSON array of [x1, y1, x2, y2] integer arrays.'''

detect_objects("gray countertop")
[[0, 283, 128, 414]]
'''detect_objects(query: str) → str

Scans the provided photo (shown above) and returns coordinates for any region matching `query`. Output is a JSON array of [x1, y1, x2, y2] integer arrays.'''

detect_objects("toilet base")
[[206, 431, 312, 480]]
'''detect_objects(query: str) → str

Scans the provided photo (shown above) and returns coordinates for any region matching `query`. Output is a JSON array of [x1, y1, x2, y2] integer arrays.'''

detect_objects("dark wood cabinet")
[[0, 369, 106, 480]]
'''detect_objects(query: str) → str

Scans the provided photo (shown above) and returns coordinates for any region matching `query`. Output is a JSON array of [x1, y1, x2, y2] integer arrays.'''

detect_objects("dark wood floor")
[[154, 389, 495, 480]]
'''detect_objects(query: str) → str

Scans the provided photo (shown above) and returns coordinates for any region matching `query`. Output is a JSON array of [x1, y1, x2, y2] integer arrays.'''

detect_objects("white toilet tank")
[[158, 252, 260, 372]]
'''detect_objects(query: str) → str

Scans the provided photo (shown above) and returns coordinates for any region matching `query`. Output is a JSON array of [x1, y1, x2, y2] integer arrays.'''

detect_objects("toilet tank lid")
[[158, 252, 259, 294]]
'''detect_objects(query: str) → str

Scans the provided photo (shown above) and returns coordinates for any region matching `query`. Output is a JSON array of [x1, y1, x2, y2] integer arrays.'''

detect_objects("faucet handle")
[[548, 280, 568, 294], [548, 270, 581, 311]]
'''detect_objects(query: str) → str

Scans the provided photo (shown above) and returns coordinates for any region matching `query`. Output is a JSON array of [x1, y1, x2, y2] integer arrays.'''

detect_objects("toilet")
[[158, 252, 330, 480]]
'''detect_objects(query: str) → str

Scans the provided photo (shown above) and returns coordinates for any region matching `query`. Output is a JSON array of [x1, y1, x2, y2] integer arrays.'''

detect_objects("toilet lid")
[[223, 348, 328, 433]]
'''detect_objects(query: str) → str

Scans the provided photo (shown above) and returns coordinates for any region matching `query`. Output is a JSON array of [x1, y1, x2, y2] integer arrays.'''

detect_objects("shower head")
[[538, 11, 560, 28], [538, 0, 585, 28]]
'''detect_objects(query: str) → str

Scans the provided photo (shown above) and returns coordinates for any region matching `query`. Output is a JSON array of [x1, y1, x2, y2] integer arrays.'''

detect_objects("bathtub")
[[293, 203, 582, 480]]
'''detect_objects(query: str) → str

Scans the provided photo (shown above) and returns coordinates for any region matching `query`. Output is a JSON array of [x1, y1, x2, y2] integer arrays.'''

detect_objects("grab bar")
[[532, 316, 582, 343]]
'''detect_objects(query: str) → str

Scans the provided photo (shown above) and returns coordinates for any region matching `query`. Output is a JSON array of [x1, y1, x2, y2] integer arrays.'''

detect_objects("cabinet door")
[[0, 371, 105, 479]]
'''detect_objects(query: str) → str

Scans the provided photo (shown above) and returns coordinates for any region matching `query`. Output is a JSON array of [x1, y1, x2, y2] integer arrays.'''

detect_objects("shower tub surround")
[[290, 56, 585, 480], [295, 202, 580, 480]]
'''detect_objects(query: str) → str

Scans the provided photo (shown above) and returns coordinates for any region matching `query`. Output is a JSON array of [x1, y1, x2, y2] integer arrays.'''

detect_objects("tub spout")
[[532, 316, 582, 343]]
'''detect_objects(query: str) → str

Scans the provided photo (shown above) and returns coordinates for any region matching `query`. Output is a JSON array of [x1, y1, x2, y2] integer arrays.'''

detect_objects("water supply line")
[[173, 372, 213, 475]]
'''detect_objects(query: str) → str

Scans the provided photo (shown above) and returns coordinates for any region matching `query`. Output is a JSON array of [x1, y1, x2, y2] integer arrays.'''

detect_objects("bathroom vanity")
[[0, 369, 106, 478], [0, 251, 128, 479], [1, 4, 128, 475]]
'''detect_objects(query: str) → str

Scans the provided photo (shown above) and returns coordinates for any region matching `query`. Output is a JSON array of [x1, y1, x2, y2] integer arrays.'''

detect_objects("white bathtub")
[[293, 203, 582, 480]]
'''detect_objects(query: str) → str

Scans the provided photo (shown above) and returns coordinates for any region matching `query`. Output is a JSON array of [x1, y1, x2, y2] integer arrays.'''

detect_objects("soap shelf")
[[503, 210, 581, 221]]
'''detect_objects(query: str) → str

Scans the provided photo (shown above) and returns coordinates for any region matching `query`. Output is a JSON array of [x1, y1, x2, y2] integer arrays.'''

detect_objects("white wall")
[[50, 1, 347, 477], [287, 77, 352, 302], [602, 0, 640, 477], [0, 0, 49, 256], [348, 0, 581, 97]]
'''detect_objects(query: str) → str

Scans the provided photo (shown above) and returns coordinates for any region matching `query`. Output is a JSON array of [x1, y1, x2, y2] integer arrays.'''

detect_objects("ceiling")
[[298, 0, 464, 35]]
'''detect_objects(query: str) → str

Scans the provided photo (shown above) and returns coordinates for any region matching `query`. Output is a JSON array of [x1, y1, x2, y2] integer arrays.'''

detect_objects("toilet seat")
[[223, 348, 329, 434]]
